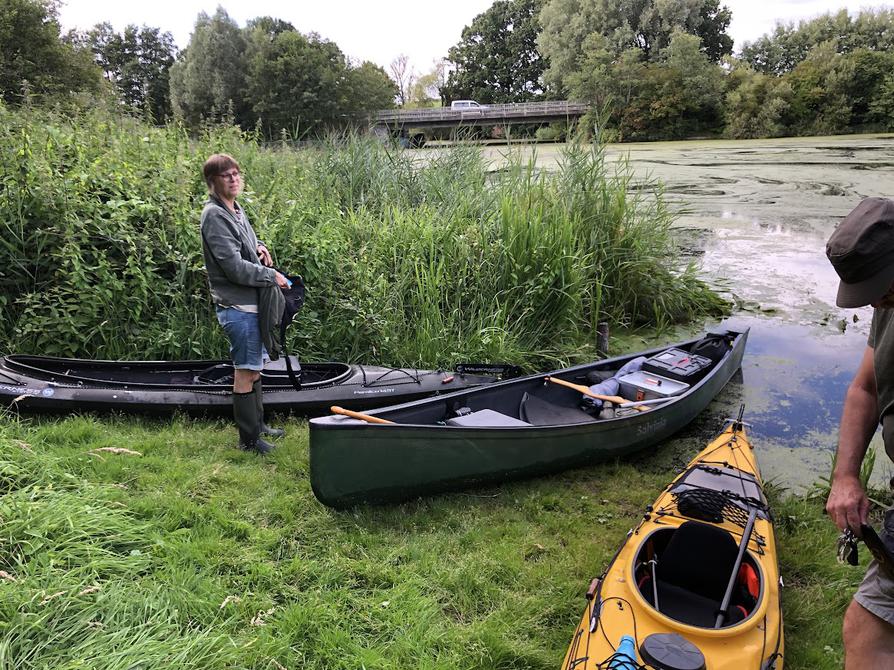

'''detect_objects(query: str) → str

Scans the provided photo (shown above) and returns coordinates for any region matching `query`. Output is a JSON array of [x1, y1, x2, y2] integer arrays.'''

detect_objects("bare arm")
[[826, 345, 879, 533]]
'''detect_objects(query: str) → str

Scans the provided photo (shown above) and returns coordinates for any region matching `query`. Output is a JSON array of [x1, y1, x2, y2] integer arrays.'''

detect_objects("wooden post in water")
[[596, 321, 609, 358]]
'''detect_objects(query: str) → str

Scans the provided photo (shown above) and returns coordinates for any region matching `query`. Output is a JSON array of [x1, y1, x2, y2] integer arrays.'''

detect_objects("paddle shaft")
[[715, 507, 758, 628], [330, 406, 394, 424], [618, 397, 673, 409], [544, 377, 649, 412]]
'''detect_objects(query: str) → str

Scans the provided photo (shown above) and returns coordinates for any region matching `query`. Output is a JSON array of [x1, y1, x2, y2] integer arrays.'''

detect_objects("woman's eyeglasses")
[[218, 170, 241, 181]]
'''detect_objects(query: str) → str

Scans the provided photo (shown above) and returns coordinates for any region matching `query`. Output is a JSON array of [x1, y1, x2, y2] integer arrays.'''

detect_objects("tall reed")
[[0, 103, 725, 369]]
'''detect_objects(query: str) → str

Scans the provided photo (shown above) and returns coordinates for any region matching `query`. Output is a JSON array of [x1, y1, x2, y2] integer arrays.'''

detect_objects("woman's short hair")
[[202, 153, 240, 188]]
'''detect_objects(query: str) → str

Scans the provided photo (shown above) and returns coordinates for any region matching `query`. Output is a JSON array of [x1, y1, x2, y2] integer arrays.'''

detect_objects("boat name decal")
[[0, 384, 55, 398], [353, 388, 395, 395], [636, 417, 667, 436]]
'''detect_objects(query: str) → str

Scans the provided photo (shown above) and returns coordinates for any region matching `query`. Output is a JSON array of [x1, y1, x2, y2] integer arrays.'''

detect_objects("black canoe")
[[0, 354, 516, 416], [309, 329, 747, 507]]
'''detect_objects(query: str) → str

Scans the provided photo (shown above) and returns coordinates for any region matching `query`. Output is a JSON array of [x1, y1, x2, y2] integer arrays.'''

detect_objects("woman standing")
[[200, 153, 290, 454]]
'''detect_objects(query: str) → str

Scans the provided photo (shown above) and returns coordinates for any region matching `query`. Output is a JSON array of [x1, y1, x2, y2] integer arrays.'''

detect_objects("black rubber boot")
[[253, 380, 284, 438], [233, 390, 274, 454]]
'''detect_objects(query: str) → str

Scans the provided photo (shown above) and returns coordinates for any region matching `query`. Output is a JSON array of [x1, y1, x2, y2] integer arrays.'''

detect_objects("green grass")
[[0, 412, 870, 669]]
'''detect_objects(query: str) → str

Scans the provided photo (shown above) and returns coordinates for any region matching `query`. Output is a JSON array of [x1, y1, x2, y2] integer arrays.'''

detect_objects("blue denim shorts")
[[215, 306, 268, 371]]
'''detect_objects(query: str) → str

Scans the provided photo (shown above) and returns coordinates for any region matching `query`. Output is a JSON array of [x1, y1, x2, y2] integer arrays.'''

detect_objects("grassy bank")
[[0, 103, 724, 370], [0, 409, 868, 670]]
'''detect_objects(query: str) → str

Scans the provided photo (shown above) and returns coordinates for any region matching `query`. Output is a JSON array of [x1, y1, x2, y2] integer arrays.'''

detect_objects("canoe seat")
[[519, 393, 598, 426], [650, 521, 747, 628], [446, 409, 532, 427]]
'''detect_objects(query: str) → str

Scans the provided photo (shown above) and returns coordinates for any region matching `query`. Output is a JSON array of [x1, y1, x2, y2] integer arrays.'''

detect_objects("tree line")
[[3, 0, 894, 141], [1, 1, 396, 138], [444, 0, 894, 140]]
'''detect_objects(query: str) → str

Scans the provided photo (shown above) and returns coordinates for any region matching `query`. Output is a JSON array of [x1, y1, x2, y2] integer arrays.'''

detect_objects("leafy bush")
[[0, 103, 725, 369]]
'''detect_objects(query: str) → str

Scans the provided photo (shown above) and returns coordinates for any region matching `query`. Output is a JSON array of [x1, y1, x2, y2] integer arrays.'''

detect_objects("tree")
[[442, 0, 547, 103], [0, 0, 100, 103], [81, 22, 177, 122], [245, 16, 295, 37], [598, 47, 710, 141], [169, 8, 249, 128], [552, 9, 727, 140], [785, 41, 854, 136], [245, 27, 350, 136], [868, 74, 894, 130], [344, 61, 398, 114], [659, 31, 724, 130], [539, 0, 732, 95], [389, 54, 415, 106], [844, 49, 894, 127], [741, 8, 894, 76], [411, 60, 447, 107], [723, 60, 792, 139]]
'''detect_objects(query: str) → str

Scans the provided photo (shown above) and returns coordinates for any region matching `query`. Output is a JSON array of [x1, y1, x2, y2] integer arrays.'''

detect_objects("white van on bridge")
[[450, 100, 488, 113]]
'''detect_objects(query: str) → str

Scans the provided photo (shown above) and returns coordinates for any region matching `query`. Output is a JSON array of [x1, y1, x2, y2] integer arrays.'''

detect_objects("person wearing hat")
[[826, 197, 894, 667]]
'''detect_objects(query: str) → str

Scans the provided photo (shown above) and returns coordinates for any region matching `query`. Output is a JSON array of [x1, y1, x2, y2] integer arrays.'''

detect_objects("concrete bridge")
[[372, 100, 590, 146]]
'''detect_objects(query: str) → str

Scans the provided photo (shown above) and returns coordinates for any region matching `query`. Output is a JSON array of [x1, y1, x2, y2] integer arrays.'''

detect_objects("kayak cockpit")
[[196, 359, 353, 388], [634, 523, 763, 628], [2, 354, 353, 389], [633, 462, 770, 629]]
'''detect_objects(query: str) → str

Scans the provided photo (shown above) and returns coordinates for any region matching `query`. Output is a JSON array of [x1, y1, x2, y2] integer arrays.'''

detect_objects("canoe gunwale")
[[0, 355, 471, 394], [1, 355, 359, 391], [0, 357, 500, 416], [313, 330, 746, 428]]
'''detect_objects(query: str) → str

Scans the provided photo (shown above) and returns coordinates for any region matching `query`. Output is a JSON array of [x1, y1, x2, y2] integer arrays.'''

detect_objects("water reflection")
[[704, 316, 891, 491], [481, 135, 894, 489], [615, 135, 894, 490]]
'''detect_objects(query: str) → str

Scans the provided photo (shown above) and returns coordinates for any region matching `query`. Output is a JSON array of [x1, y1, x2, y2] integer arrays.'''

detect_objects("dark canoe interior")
[[632, 457, 769, 629], [363, 331, 743, 428], [2, 355, 352, 390]]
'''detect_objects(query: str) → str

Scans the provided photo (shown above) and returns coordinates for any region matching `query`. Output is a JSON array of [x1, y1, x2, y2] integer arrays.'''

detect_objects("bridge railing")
[[373, 100, 590, 124]]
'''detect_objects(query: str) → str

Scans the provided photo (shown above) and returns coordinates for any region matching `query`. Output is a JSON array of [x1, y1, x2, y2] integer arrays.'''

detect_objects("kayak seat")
[[650, 521, 746, 628], [519, 392, 599, 426]]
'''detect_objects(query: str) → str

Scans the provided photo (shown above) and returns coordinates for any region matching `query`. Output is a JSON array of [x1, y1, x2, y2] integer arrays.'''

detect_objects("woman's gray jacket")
[[199, 195, 277, 307]]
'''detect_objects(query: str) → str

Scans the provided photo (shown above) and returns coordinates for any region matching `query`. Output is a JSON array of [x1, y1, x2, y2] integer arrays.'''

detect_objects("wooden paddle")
[[544, 377, 650, 412], [330, 406, 394, 424]]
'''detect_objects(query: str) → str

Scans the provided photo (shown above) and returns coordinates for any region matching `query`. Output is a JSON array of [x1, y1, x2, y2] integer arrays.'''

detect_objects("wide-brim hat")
[[827, 197, 894, 308]]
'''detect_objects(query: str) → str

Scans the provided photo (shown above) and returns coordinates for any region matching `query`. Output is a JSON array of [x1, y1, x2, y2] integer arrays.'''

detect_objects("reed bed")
[[0, 103, 725, 368]]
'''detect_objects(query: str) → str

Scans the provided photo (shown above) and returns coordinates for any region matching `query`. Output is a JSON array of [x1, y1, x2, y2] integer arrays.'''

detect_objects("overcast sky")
[[58, 1, 893, 74]]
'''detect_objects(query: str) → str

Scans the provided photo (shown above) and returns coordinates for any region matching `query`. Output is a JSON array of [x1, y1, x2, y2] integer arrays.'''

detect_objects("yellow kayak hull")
[[560, 420, 784, 670]]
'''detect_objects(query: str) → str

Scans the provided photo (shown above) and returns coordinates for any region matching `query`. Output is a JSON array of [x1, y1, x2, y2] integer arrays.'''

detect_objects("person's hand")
[[826, 474, 870, 534], [273, 271, 290, 289], [257, 244, 273, 267]]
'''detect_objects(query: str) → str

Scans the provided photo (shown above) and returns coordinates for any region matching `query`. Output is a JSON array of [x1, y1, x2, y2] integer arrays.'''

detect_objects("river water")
[[486, 135, 894, 491]]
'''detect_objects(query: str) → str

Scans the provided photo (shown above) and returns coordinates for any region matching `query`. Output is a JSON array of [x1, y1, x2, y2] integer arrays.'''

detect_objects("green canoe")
[[309, 329, 748, 507]]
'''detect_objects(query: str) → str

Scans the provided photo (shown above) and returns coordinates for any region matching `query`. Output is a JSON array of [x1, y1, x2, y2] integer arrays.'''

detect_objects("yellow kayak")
[[560, 414, 784, 670]]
